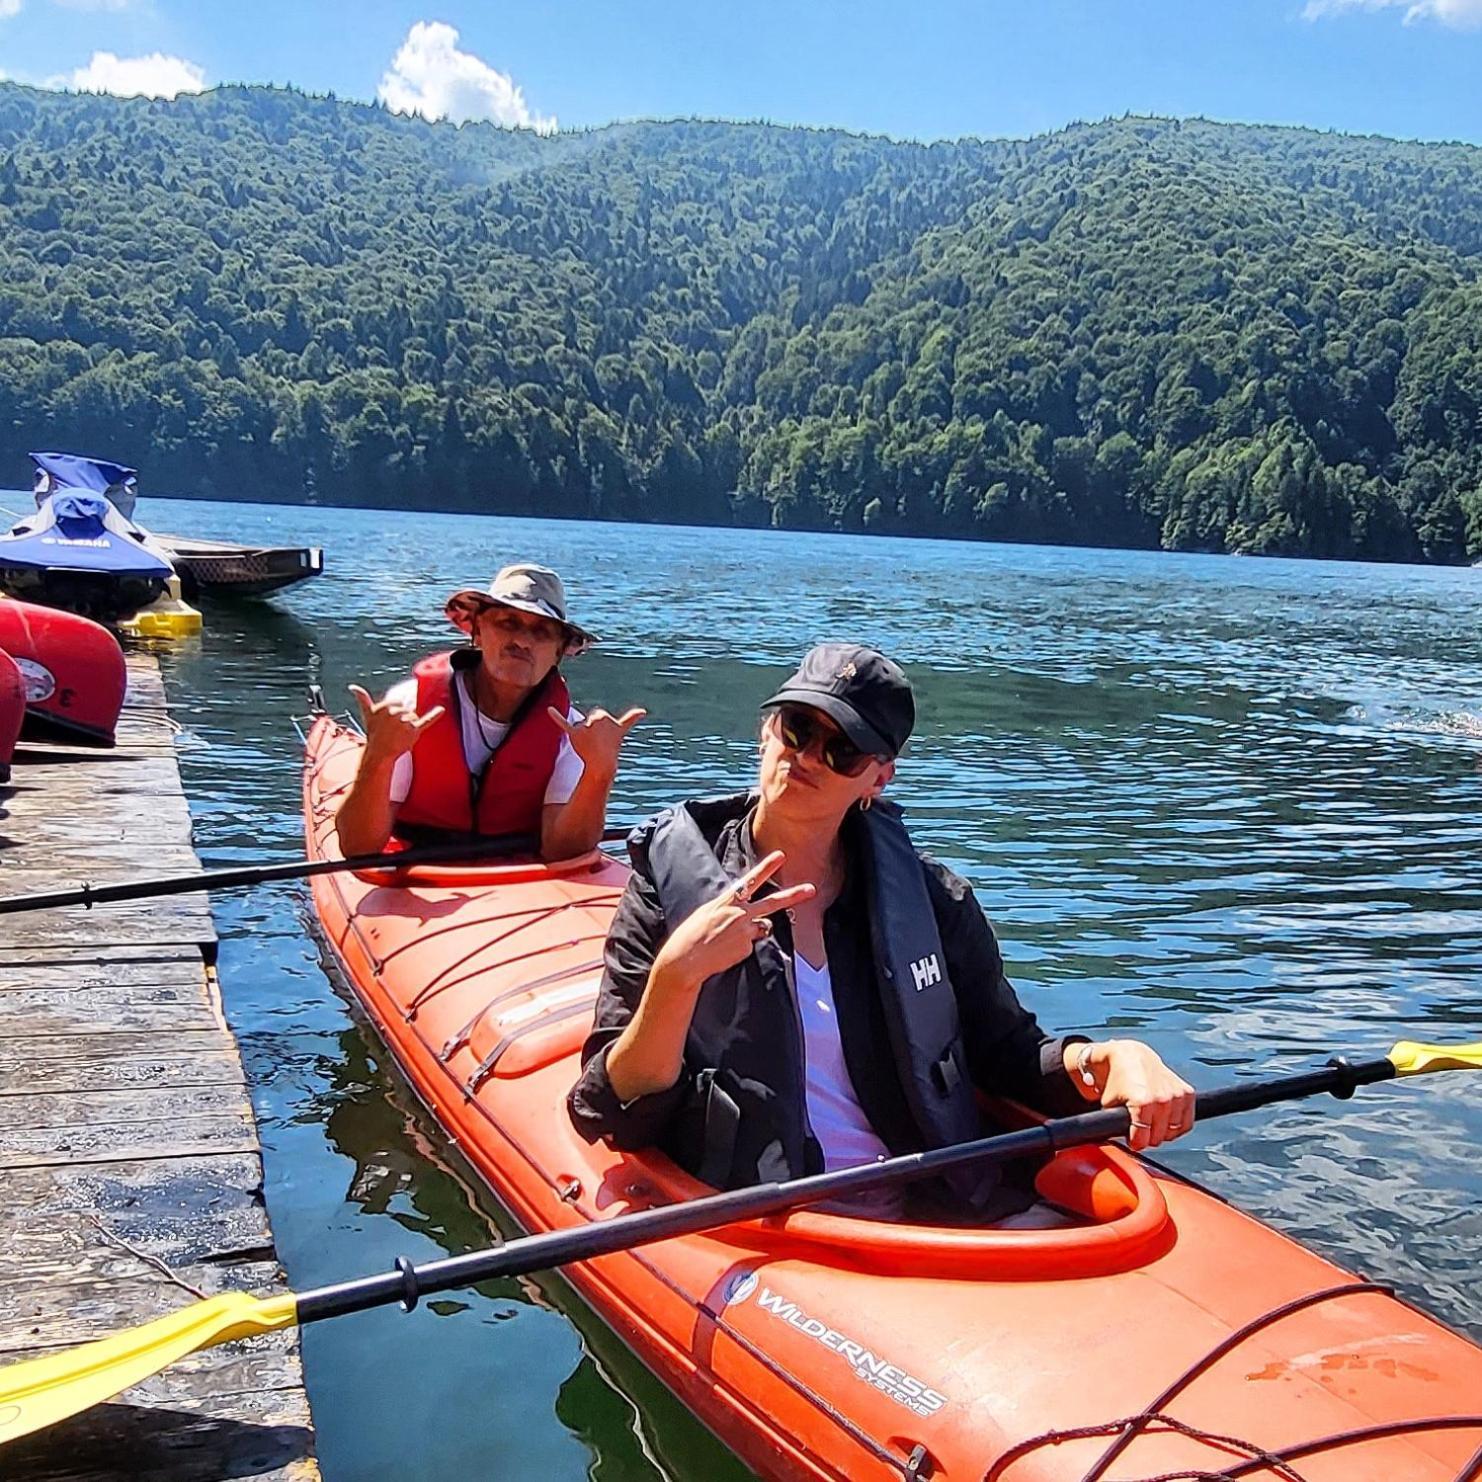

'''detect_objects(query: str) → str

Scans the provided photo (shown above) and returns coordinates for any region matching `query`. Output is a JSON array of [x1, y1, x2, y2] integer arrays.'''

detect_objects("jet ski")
[[0, 489, 174, 620]]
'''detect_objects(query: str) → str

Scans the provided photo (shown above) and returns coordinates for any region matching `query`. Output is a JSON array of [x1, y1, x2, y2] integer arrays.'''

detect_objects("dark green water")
[[142, 498, 1482, 1481]]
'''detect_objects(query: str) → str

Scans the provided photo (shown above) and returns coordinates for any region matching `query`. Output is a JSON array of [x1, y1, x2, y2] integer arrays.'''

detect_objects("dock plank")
[[0, 1259, 289, 1348], [0, 653, 316, 1478], [0, 1109, 261, 1168], [0, 943, 206, 970], [0, 1032, 243, 1094], [0, 901, 217, 949], [0, 1154, 274, 1266], [3, 1385, 314, 1482], [0, 1348, 316, 1482], [2, 1081, 254, 1130], [0, 986, 224, 1037], [1, 954, 207, 986]]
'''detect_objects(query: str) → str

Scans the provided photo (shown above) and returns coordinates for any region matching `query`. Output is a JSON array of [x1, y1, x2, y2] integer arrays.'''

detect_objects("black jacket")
[[567, 795, 1086, 1209]]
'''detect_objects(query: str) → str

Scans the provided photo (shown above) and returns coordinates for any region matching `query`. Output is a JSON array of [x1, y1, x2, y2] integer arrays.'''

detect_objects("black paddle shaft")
[[0, 827, 631, 915], [1194, 1054, 1395, 1118], [295, 1054, 1398, 1325]]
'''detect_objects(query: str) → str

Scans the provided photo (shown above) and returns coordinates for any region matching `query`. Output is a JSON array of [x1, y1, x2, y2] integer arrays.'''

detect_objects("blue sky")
[[2, 0, 1481, 146]]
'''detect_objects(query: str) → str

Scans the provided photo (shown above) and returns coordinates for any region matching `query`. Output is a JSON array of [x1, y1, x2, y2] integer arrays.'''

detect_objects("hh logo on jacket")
[[910, 954, 942, 991]]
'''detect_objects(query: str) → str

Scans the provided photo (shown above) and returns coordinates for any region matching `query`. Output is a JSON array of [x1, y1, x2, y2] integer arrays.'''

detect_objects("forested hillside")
[[2, 82, 1482, 561]]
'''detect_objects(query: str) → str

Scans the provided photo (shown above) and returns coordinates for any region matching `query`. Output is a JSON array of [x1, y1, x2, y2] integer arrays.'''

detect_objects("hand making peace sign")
[[653, 851, 817, 987]]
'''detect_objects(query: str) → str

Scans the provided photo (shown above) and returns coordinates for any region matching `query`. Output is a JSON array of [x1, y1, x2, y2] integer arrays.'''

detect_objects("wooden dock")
[[0, 653, 317, 1480]]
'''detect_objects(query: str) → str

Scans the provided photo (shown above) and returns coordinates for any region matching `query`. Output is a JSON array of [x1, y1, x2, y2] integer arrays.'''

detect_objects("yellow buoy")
[[118, 576, 203, 639]]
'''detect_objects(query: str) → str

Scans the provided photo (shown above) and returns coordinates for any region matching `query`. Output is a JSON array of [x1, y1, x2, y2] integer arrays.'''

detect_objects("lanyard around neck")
[[450, 658, 554, 822]]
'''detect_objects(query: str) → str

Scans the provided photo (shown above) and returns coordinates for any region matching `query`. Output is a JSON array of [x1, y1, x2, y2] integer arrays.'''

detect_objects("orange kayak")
[[304, 716, 1482, 1481]]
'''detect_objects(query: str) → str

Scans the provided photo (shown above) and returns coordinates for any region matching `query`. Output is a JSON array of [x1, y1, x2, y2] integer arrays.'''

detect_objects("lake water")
[[139, 498, 1482, 1480]]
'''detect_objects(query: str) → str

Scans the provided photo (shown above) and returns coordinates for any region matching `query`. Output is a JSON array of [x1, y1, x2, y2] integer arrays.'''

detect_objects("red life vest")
[[394, 650, 571, 840]]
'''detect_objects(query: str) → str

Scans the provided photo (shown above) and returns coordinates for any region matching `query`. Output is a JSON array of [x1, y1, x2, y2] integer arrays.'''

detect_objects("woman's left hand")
[[1083, 1040, 1196, 1151]]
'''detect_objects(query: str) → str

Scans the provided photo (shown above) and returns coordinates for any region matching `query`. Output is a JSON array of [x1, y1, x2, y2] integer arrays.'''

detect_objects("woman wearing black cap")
[[568, 643, 1193, 1222]]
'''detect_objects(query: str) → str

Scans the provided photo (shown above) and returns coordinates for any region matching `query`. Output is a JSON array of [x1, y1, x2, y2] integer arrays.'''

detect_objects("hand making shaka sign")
[[348, 683, 445, 764], [548, 703, 646, 779]]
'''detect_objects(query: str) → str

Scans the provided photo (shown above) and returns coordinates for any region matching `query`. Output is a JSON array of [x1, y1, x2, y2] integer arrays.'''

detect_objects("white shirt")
[[384, 672, 585, 807], [793, 953, 905, 1221]]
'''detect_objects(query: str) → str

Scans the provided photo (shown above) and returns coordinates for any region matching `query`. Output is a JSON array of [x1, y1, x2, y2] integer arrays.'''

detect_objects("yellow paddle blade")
[[1388, 1040, 1482, 1077], [0, 1290, 297, 1446]]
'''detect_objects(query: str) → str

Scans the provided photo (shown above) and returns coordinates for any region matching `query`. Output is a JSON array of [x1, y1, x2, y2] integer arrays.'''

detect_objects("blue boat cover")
[[0, 491, 173, 578], [53, 492, 120, 527], [29, 452, 138, 495]]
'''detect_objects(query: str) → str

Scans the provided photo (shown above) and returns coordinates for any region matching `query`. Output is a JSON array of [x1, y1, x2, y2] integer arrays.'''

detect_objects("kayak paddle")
[[0, 826, 633, 916], [0, 1038, 1476, 1445]]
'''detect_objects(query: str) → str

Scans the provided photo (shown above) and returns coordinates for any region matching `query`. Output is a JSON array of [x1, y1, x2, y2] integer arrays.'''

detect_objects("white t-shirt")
[[793, 953, 905, 1221], [384, 672, 585, 808]]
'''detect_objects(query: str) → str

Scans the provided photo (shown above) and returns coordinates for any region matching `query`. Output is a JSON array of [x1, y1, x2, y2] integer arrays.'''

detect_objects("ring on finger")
[[1128, 1118, 1151, 1129]]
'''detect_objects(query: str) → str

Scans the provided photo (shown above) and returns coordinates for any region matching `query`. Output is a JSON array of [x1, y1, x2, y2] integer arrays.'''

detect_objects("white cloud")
[[1303, 0, 1482, 28], [378, 21, 555, 132], [0, 0, 22, 19], [65, 50, 206, 98]]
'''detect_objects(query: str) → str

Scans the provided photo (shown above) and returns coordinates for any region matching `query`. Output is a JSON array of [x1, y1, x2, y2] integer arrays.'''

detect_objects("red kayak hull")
[[0, 648, 23, 782], [0, 599, 126, 747]]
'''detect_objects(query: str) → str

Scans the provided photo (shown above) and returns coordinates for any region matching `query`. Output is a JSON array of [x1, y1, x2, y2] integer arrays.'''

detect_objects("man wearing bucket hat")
[[337, 563, 643, 861]]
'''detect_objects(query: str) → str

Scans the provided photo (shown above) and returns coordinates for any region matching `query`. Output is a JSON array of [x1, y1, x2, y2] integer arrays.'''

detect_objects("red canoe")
[[0, 599, 126, 747], [304, 715, 1482, 1481]]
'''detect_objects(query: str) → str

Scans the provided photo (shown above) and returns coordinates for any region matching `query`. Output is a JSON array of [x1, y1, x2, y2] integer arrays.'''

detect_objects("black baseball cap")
[[761, 643, 915, 758]]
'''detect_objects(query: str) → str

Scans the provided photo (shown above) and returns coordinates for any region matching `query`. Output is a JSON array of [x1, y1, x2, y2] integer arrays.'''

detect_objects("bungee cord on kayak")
[[985, 1278, 1482, 1480]]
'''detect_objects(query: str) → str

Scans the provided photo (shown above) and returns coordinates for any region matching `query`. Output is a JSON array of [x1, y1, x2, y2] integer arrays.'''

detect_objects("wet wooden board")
[[0, 1082, 260, 1170], [0, 1346, 316, 1482], [0, 653, 317, 1480], [4, 1397, 315, 1482], [0, 1255, 288, 1347], [0, 898, 216, 950], [0, 848, 205, 876], [0, 711, 217, 949], [0, 943, 207, 970], [0, 1154, 274, 1260], [4, 755, 200, 793], [0, 985, 225, 1038], [0, 1031, 242, 1095]]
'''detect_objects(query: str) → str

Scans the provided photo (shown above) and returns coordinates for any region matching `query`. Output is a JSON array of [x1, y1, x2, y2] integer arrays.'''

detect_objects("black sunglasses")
[[774, 705, 881, 777]]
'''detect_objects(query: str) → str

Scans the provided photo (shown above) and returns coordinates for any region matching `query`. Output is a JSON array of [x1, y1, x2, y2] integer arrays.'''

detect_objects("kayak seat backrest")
[[1033, 1145, 1141, 1222]]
